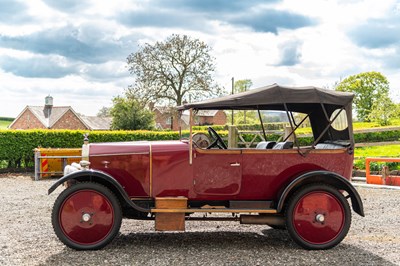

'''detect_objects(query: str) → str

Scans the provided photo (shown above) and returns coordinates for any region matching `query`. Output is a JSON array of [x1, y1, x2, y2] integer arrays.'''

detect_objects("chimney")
[[44, 95, 53, 121], [45, 95, 53, 107]]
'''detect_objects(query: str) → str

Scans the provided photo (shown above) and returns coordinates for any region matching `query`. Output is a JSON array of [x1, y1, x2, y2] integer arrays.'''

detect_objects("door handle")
[[230, 162, 241, 167]]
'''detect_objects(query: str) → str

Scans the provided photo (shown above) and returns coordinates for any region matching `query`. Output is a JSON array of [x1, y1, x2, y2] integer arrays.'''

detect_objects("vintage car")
[[48, 84, 364, 250]]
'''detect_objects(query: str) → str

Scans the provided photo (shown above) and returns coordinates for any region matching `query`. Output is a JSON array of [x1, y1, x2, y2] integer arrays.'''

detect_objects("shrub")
[[0, 129, 184, 168]]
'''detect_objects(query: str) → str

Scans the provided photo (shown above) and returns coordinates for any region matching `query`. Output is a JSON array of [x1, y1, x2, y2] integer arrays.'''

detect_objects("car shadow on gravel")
[[43, 229, 395, 266]]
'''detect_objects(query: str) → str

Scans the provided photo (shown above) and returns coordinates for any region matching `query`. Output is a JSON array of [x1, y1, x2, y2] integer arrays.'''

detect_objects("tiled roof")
[[28, 106, 71, 128], [181, 109, 219, 117], [157, 107, 219, 117], [197, 110, 219, 117], [11, 105, 112, 130], [80, 116, 112, 130]]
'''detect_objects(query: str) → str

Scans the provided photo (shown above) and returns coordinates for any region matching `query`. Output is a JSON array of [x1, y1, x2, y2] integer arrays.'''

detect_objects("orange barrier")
[[41, 153, 49, 178], [365, 157, 400, 186], [34, 148, 82, 180]]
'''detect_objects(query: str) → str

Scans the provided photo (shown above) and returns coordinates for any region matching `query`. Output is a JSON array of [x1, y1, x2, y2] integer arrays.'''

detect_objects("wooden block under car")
[[155, 197, 187, 231]]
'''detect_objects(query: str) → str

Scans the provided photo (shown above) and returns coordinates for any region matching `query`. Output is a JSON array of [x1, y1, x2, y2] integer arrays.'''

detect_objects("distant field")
[[0, 118, 13, 129]]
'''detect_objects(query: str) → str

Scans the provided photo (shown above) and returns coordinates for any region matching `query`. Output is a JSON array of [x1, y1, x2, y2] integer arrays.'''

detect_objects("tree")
[[368, 93, 395, 126], [110, 95, 154, 130], [126, 34, 221, 106], [234, 79, 252, 93], [234, 79, 253, 124], [97, 106, 111, 117], [335, 71, 390, 122], [233, 110, 258, 124]]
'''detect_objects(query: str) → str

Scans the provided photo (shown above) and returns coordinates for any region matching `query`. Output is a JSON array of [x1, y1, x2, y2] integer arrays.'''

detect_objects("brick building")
[[9, 96, 111, 130], [154, 106, 227, 130]]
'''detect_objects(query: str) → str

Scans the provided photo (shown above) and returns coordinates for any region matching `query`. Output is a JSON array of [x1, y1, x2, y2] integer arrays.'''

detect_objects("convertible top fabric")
[[177, 83, 354, 111]]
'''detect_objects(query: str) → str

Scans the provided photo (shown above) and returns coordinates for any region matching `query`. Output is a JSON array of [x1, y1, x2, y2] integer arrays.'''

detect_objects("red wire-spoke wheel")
[[52, 182, 122, 250], [285, 184, 351, 250]]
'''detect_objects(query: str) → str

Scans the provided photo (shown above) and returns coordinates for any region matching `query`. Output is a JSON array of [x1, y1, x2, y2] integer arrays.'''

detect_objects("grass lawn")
[[0, 120, 11, 129], [354, 144, 400, 170], [295, 120, 400, 135], [354, 144, 400, 158]]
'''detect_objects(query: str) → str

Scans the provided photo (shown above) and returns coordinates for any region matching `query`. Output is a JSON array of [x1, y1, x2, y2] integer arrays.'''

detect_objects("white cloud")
[[1, 0, 399, 118]]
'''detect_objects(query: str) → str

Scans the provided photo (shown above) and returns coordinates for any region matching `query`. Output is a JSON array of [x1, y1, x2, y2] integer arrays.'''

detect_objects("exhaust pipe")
[[240, 214, 285, 227]]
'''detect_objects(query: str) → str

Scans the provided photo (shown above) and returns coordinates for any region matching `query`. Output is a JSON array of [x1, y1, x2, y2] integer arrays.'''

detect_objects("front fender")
[[48, 169, 150, 213], [277, 170, 364, 217]]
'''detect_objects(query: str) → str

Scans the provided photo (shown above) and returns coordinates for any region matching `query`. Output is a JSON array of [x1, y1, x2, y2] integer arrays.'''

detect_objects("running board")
[[151, 208, 277, 214]]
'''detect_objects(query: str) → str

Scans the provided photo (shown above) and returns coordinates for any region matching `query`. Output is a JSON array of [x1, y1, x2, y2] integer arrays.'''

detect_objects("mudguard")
[[48, 169, 150, 213], [277, 170, 364, 217]]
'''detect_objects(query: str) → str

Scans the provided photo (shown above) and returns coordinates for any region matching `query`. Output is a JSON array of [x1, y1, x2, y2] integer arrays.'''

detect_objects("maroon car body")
[[49, 84, 364, 251], [87, 140, 353, 200]]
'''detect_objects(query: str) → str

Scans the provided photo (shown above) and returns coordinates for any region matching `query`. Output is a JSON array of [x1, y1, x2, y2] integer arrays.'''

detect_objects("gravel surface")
[[0, 173, 399, 266]]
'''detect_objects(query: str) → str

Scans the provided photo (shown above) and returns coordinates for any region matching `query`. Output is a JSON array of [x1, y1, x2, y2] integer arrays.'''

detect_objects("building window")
[[166, 117, 172, 125]]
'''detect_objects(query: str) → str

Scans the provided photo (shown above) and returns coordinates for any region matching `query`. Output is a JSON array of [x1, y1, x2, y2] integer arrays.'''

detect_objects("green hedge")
[[354, 130, 400, 143], [1, 128, 399, 169], [0, 117, 14, 122], [0, 129, 183, 168]]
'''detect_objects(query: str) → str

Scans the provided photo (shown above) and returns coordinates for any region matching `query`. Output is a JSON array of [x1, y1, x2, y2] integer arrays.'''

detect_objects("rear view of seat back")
[[272, 141, 293, 149], [256, 141, 276, 149], [315, 143, 344, 149]]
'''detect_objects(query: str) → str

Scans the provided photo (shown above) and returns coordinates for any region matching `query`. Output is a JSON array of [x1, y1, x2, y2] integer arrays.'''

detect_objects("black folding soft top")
[[177, 83, 354, 112], [178, 83, 355, 148]]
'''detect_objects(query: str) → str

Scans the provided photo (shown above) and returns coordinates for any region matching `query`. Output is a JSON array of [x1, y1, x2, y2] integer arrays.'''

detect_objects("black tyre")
[[285, 184, 351, 250], [51, 182, 122, 250]]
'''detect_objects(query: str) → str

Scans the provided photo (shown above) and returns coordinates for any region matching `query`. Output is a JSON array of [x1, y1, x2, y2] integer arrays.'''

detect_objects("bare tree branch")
[[126, 34, 222, 106]]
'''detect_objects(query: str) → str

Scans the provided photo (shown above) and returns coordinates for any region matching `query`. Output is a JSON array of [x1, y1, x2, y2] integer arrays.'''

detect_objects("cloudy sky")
[[1, 0, 399, 118]]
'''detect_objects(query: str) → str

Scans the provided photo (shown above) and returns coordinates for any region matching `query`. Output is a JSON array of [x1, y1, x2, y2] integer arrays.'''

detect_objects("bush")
[[1, 127, 399, 169], [354, 130, 400, 143], [0, 117, 14, 122], [0, 129, 184, 168]]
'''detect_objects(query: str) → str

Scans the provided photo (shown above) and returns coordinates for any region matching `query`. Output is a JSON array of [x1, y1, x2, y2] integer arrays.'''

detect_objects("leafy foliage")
[[234, 79, 252, 94], [127, 34, 221, 106], [232, 79, 255, 124], [354, 130, 400, 143], [233, 110, 259, 125], [367, 93, 396, 126], [354, 145, 400, 170], [335, 71, 391, 122], [110, 95, 154, 130], [0, 129, 182, 168]]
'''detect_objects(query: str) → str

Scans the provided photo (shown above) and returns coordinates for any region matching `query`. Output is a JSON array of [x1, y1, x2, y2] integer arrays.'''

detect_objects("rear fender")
[[48, 169, 150, 213], [276, 170, 364, 217]]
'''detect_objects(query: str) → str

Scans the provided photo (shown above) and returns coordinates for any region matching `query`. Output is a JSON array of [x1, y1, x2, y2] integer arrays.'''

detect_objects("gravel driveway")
[[0, 173, 399, 266]]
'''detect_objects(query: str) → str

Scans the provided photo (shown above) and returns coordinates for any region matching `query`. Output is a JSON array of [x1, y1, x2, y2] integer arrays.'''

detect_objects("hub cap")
[[315, 214, 325, 223], [81, 213, 92, 222]]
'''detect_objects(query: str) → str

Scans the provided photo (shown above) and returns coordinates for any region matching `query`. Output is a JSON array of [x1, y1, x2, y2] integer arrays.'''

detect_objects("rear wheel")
[[285, 184, 351, 250], [51, 182, 122, 250]]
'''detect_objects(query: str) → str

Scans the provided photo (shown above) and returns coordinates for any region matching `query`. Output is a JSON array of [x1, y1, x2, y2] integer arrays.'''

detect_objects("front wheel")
[[51, 182, 122, 250], [285, 184, 351, 250]]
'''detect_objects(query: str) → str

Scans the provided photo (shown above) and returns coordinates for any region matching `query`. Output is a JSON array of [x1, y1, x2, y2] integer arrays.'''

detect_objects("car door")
[[192, 149, 242, 196]]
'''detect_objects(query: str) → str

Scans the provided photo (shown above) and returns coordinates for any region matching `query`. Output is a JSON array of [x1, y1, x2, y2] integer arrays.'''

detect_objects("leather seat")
[[272, 142, 293, 149], [256, 141, 276, 149]]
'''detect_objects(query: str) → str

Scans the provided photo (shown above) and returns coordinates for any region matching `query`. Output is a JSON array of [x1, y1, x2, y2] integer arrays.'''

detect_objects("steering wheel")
[[207, 127, 227, 149]]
